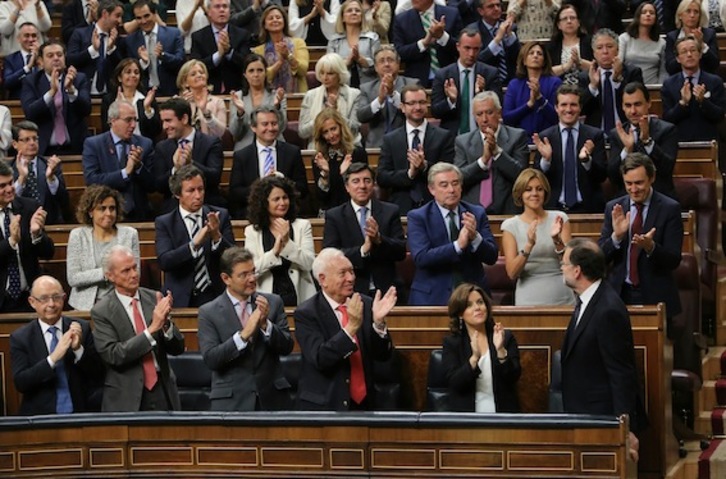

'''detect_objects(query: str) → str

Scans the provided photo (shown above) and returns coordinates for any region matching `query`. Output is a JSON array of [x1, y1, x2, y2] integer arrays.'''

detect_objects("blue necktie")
[[48, 326, 74, 414], [359, 206, 367, 236], [564, 128, 578, 208]]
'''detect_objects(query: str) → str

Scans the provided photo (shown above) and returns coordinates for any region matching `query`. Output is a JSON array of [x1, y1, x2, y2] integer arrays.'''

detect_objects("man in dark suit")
[[294, 247, 397, 410], [470, 0, 520, 84], [579, 29, 643, 136], [454, 91, 528, 215], [10, 275, 102, 415], [92, 245, 185, 412], [229, 106, 307, 219], [123, 0, 185, 97], [0, 160, 55, 313], [560, 238, 642, 461], [66, 0, 124, 96], [198, 246, 294, 411], [598, 153, 682, 334], [22, 40, 92, 156], [190, 0, 251, 94], [156, 165, 235, 308], [407, 162, 498, 305], [82, 100, 155, 221], [569, 0, 627, 34], [661, 35, 726, 142], [357, 45, 420, 148], [377, 84, 455, 214], [664, 21, 720, 76], [609, 82, 677, 200], [3, 22, 40, 100], [323, 163, 407, 299], [155, 98, 224, 211], [9, 121, 69, 225], [431, 27, 502, 135], [61, 0, 95, 45], [391, 0, 463, 87], [533, 84, 608, 214]]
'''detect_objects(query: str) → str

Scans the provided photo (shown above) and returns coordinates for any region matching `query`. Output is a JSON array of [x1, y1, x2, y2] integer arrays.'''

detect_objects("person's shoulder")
[[293, 292, 322, 316], [461, 200, 486, 215], [325, 202, 348, 218], [651, 189, 681, 210]]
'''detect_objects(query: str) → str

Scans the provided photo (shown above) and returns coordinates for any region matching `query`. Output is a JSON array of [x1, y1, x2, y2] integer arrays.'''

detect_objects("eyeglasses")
[[560, 262, 574, 267], [117, 116, 138, 123], [376, 56, 398, 64], [16, 136, 39, 143], [239, 270, 257, 280], [31, 294, 66, 304], [403, 100, 428, 107], [559, 15, 578, 21]]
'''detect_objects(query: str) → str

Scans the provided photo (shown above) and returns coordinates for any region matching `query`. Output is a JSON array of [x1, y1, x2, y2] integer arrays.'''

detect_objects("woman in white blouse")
[[175, 0, 209, 53], [288, 0, 339, 46]]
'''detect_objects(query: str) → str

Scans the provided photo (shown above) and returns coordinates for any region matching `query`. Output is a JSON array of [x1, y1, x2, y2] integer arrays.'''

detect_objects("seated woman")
[[548, 3, 592, 85], [506, 0, 560, 42], [229, 53, 288, 150], [299, 52, 361, 149], [288, 0, 340, 46], [362, 0, 392, 44], [327, 0, 380, 88], [442, 283, 521, 412], [253, 5, 310, 94], [502, 41, 561, 139], [619, 2, 667, 84], [665, 0, 720, 74], [312, 108, 368, 212], [177, 59, 228, 139], [101, 58, 162, 141], [244, 176, 317, 307], [66, 185, 140, 311], [501, 168, 574, 306]]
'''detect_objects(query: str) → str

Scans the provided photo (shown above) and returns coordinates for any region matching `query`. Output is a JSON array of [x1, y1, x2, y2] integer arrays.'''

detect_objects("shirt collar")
[[115, 289, 141, 308], [179, 204, 202, 218], [559, 122, 579, 132], [321, 290, 345, 313], [145, 24, 159, 36], [256, 140, 276, 152], [406, 120, 428, 136], [225, 289, 250, 310], [351, 199, 372, 213], [110, 131, 125, 145], [435, 201, 458, 218], [578, 279, 602, 312], [630, 188, 654, 208], [38, 318, 63, 336]]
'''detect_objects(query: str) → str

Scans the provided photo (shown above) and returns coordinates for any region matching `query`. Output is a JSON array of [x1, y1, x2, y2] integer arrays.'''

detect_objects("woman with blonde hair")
[[327, 0, 380, 87], [176, 59, 228, 138]]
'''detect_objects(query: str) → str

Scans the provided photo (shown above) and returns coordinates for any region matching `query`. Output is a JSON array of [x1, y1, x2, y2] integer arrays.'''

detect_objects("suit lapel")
[[342, 202, 365, 242], [566, 283, 604, 356]]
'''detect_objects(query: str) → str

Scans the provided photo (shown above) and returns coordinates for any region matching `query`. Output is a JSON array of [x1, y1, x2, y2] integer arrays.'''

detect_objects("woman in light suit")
[[66, 185, 140, 311], [244, 176, 316, 307], [326, 0, 381, 87]]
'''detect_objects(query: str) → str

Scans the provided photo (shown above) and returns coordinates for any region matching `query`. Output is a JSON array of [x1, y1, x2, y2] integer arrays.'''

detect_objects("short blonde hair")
[[512, 168, 551, 207], [177, 59, 208, 91], [315, 53, 351, 85]]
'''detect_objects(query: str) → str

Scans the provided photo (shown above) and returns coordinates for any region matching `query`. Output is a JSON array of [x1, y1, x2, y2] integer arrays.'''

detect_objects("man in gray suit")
[[454, 91, 528, 215], [197, 246, 294, 411], [92, 245, 185, 412], [357, 45, 419, 148]]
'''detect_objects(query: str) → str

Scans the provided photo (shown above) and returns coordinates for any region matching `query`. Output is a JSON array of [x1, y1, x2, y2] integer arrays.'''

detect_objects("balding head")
[[29, 276, 66, 325]]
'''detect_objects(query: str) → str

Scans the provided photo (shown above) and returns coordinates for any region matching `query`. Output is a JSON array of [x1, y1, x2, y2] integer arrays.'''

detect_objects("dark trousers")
[[140, 382, 172, 411]]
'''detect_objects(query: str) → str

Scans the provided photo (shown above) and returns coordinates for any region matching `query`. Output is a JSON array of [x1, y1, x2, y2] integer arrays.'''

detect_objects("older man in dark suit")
[[454, 91, 528, 215]]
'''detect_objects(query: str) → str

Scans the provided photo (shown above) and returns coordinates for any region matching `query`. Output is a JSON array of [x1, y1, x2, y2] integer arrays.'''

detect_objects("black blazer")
[[661, 70, 726, 142], [442, 328, 521, 412], [293, 292, 393, 410], [323, 199, 407, 296], [229, 141, 308, 219], [9, 156, 70, 224], [66, 25, 123, 94], [0, 197, 55, 310], [61, 0, 88, 45], [547, 36, 594, 70], [579, 64, 643, 131], [190, 24, 250, 94], [313, 146, 368, 210], [534, 122, 608, 213], [470, 20, 521, 83], [431, 61, 503, 134], [100, 93, 162, 142], [10, 317, 103, 415], [665, 28, 720, 76], [3, 51, 31, 100]]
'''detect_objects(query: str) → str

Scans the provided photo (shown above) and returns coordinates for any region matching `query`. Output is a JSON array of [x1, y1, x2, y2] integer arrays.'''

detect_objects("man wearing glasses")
[[10, 275, 102, 415], [82, 99, 155, 221]]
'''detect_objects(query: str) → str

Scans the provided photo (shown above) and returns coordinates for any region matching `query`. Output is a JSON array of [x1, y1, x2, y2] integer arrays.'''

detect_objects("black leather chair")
[[426, 349, 450, 412], [373, 349, 402, 410], [168, 352, 212, 411], [280, 352, 302, 406]]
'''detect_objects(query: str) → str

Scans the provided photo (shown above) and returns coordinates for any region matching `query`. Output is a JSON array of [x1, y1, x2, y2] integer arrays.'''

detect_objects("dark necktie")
[[573, 296, 583, 328], [410, 129, 423, 205], [564, 128, 578, 207], [3, 208, 22, 299], [358, 206, 367, 236], [460, 69, 471, 134], [25, 160, 40, 200], [411, 128, 421, 150], [491, 26, 508, 82], [602, 71, 615, 132], [116, 140, 129, 168], [448, 210, 464, 286], [48, 326, 74, 413], [25, 52, 32, 69], [628, 203, 644, 287], [686, 76, 695, 102], [96, 32, 107, 93]]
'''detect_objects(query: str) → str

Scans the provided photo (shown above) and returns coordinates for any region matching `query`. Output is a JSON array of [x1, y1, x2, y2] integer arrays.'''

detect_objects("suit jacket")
[[91, 287, 185, 412], [154, 131, 224, 211], [431, 61, 502, 134], [607, 118, 678, 200], [471, 19, 521, 83], [665, 28, 720, 76], [357, 75, 419, 148], [197, 291, 294, 411], [442, 328, 521, 412], [560, 281, 643, 431], [579, 65, 643, 131], [377, 123, 456, 214], [661, 70, 726, 142], [454, 125, 529, 214], [21, 69, 91, 156], [82, 132, 155, 220], [67, 25, 123, 94], [3, 50, 32, 99], [313, 147, 368, 209], [10, 317, 102, 415], [323, 200, 407, 295], [392, 5, 463, 86], [61, 0, 89, 45], [0, 197, 55, 310], [9, 156, 69, 224], [502, 75, 561, 136], [598, 190, 683, 317], [293, 292, 393, 410], [156, 205, 235, 307], [100, 93, 162, 141], [570, 0, 626, 34], [229, 141, 308, 219], [407, 200, 498, 305], [228, 90, 288, 150], [190, 24, 250, 94], [535, 123, 608, 213], [123, 26, 185, 96]]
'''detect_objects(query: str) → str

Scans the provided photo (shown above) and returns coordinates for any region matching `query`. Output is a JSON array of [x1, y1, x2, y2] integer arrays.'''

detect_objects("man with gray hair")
[[294, 247, 397, 410], [92, 244, 185, 412], [406, 162, 498, 305], [454, 90, 527, 214]]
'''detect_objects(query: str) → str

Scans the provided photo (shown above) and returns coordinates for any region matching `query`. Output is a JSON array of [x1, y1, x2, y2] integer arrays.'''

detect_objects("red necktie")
[[628, 203, 644, 287], [338, 305, 366, 404], [131, 298, 159, 390]]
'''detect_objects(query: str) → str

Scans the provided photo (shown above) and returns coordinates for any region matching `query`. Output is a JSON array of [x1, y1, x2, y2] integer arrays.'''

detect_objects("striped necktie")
[[491, 26, 508, 82], [187, 214, 212, 293], [263, 147, 275, 176], [421, 11, 440, 72]]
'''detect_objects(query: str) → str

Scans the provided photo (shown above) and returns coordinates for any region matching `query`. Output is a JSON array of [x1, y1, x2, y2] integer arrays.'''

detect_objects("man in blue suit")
[[3, 23, 40, 100], [82, 100, 155, 221], [407, 162, 498, 305], [470, 0, 520, 84], [155, 165, 235, 308], [123, 0, 185, 97], [392, 0, 463, 87]]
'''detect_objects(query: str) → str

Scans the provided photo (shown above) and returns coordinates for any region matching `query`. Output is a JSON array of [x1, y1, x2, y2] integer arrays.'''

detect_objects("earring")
[[458, 318, 464, 331]]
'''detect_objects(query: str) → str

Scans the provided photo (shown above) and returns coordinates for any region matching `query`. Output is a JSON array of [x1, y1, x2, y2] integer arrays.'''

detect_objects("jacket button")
[[345, 378, 350, 384]]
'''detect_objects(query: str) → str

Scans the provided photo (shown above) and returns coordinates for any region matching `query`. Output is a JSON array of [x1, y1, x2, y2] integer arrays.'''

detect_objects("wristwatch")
[[519, 249, 530, 258], [642, 137, 654, 147]]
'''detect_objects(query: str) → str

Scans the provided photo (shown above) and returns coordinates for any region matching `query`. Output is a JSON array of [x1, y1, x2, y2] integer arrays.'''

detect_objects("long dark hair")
[[626, 2, 661, 40]]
